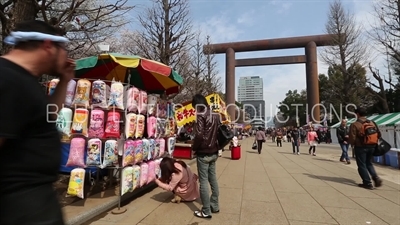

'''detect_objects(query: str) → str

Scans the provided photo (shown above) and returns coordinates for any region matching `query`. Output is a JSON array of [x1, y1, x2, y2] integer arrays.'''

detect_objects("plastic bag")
[[147, 161, 156, 184], [72, 79, 91, 107], [66, 137, 86, 167], [64, 80, 76, 106], [139, 163, 149, 187], [156, 118, 166, 138], [132, 165, 141, 189], [56, 108, 73, 139], [71, 108, 89, 137], [147, 116, 157, 138], [123, 140, 136, 167], [125, 113, 137, 139], [135, 115, 145, 138], [48, 79, 59, 95], [121, 167, 134, 196], [147, 94, 159, 116], [126, 87, 139, 113], [104, 112, 120, 138], [86, 138, 102, 166], [149, 139, 157, 160], [88, 109, 105, 138], [91, 80, 108, 109], [67, 168, 85, 199], [107, 80, 124, 110], [142, 139, 150, 161], [138, 90, 147, 114], [102, 140, 118, 168]]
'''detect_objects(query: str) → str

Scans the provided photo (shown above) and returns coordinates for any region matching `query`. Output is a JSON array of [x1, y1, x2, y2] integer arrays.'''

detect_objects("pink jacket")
[[255, 130, 266, 141], [307, 131, 318, 142], [155, 163, 199, 201]]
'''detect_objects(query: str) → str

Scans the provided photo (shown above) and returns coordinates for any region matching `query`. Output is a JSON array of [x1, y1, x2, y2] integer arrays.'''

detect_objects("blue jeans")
[[292, 141, 299, 153], [196, 153, 219, 215], [355, 147, 378, 185], [340, 143, 350, 161]]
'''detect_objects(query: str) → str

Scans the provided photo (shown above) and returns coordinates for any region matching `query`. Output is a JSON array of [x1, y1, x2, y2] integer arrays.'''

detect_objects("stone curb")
[[66, 158, 197, 225]]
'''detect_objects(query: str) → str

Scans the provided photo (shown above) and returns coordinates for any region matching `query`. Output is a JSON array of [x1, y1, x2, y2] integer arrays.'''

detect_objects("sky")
[[122, 0, 386, 117]]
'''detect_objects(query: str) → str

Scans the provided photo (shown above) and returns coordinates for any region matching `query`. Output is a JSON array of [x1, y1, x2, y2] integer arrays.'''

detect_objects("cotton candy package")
[[64, 80, 76, 107], [121, 167, 134, 196], [48, 79, 59, 96], [138, 90, 147, 114], [88, 109, 105, 138], [147, 116, 157, 138], [72, 79, 91, 107], [71, 108, 89, 137], [66, 137, 86, 167], [156, 118, 166, 138], [132, 165, 141, 189], [157, 99, 167, 118], [167, 137, 176, 157], [86, 138, 102, 166], [157, 138, 166, 157], [125, 113, 137, 139], [104, 112, 120, 138], [56, 108, 73, 140], [67, 168, 85, 199], [154, 159, 162, 178], [139, 163, 149, 187], [91, 80, 108, 109], [123, 140, 135, 167], [135, 115, 145, 138], [142, 139, 150, 161], [147, 160, 156, 184], [147, 94, 159, 116], [102, 140, 118, 168], [126, 87, 139, 113], [108, 81, 124, 110]]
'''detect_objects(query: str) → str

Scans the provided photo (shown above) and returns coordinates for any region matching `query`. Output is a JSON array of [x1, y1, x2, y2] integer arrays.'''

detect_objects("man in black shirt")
[[0, 20, 75, 225], [291, 127, 300, 154]]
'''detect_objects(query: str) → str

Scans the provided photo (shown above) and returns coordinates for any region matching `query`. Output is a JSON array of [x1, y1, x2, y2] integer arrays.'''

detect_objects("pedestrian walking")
[[336, 119, 351, 164], [307, 127, 318, 156], [348, 107, 382, 189], [276, 129, 283, 147], [191, 94, 220, 219], [291, 127, 300, 155], [0, 20, 74, 225], [254, 126, 266, 154]]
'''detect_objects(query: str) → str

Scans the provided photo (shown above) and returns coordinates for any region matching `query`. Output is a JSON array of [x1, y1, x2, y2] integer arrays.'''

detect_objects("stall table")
[[173, 143, 195, 159]]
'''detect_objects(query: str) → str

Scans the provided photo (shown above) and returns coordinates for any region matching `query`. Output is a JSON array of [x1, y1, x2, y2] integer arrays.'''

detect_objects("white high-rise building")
[[237, 76, 265, 123], [237, 76, 263, 102]]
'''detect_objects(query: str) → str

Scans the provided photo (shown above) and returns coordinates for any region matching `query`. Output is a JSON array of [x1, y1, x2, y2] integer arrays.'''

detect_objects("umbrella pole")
[[112, 167, 127, 214]]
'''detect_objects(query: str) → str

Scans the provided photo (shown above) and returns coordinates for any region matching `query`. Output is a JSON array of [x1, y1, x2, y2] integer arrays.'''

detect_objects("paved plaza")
[[83, 139, 400, 225]]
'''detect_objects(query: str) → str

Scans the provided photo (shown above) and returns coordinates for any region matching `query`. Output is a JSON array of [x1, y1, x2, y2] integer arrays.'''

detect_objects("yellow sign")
[[175, 94, 230, 127]]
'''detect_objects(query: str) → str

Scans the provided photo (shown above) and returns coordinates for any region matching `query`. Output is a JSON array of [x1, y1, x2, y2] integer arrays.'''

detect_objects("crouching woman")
[[155, 157, 200, 203]]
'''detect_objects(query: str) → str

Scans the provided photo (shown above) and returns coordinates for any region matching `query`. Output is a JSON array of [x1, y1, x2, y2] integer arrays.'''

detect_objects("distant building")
[[238, 76, 263, 102], [237, 76, 265, 123]]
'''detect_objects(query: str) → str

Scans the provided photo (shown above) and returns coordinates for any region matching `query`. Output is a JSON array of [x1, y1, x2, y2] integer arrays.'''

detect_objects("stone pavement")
[[83, 139, 400, 225]]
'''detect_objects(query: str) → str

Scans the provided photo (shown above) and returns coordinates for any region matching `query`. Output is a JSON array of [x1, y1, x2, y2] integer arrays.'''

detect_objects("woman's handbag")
[[252, 142, 257, 150]]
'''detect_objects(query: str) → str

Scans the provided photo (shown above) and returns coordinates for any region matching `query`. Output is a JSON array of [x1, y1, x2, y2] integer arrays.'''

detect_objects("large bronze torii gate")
[[204, 34, 336, 123]]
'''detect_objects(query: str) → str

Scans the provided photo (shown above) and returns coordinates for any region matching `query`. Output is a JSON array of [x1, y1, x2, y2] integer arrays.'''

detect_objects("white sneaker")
[[297, 152, 300, 155]]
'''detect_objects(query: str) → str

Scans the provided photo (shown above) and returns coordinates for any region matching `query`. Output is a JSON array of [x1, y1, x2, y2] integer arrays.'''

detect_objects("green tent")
[[330, 113, 400, 128]]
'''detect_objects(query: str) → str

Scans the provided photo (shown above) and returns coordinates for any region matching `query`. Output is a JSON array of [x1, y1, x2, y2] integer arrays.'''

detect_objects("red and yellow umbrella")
[[75, 53, 183, 94]]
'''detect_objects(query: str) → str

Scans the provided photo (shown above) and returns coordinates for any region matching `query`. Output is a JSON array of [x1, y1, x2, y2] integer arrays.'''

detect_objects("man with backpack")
[[348, 108, 382, 189]]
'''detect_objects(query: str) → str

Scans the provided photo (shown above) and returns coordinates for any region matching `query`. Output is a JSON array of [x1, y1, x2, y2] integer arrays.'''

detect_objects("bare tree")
[[320, 0, 372, 113], [366, 64, 390, 113], [0, 0, 132, 55], [135, 0, 194, 69]]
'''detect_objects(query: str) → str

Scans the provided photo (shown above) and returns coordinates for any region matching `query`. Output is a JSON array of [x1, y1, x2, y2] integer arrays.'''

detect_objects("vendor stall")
[[174, 93, 230, 159], [47, 53, 183, 214]]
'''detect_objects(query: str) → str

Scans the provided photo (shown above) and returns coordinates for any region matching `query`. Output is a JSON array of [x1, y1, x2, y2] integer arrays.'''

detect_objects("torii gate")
[[203, 34, 337, 123]]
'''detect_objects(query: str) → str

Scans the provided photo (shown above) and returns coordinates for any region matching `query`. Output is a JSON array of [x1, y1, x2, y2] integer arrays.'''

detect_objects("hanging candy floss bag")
[[108, 80, 124, 110], [123, 140, 135, 167], [127, 87, 139, 113], [66, 137, 86, 167], [135, 115, 145, 138], [102, 140, 118, 168], [147, 160, 156, 184], [88, 109, 105, 138], [147, 94, 159, 116], [139, 163, 149, 187], [71, 108, 89, 137], [72, 79, 91, 107], [132, 165, 141, 190], [86, 138, 102, 166], [147, 116, 157, 138], [64, 79, 76, 107], [91, 80, 108, 109], [142, 139, 150, 161], [56, 108, 73, 141], [138, 90, 147, 114], [121, 167, 134, 196], [125, 113, 137, 139], [67, 168, 85, 199]]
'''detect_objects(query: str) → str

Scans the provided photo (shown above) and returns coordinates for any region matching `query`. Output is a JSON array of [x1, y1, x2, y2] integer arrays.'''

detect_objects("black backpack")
[[217, 124, 234, 148]]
